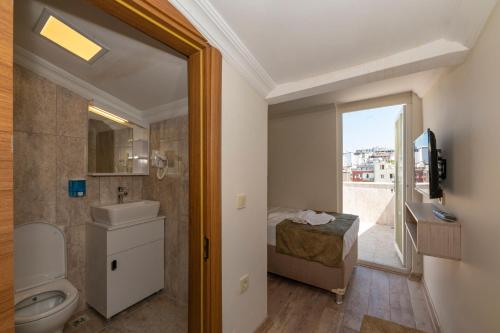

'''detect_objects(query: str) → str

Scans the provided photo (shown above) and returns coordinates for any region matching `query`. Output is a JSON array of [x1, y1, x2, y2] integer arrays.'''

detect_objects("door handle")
[[111, 260, 117, 271]]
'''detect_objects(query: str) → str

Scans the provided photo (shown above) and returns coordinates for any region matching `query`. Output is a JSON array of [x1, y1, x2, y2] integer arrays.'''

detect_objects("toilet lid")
[[14, 223, 66, 292]]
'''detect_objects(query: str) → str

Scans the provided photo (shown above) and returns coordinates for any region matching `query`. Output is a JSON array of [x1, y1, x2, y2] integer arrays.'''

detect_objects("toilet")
[[14, 223, 79, 333]]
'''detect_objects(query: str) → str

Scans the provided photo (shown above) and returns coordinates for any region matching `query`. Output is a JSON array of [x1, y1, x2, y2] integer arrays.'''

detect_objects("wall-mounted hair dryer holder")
[[151, 150, 168, 180]]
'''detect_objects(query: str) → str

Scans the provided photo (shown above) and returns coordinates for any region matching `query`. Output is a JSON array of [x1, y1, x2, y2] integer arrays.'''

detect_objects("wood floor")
[[257, 266, 434, 333]]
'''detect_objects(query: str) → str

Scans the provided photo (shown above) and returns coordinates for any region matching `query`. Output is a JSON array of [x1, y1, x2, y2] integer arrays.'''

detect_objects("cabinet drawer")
[[107, 218, 164, 255]]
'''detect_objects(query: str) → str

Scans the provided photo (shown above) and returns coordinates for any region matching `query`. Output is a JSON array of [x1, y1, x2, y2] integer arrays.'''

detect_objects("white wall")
[[421, 3, 500, 332], [268, 107, 338, 211], [221, 60, 268, 333]]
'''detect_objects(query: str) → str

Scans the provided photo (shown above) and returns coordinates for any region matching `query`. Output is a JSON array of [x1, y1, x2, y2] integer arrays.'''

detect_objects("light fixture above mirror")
[[88, 105, 129, 125]]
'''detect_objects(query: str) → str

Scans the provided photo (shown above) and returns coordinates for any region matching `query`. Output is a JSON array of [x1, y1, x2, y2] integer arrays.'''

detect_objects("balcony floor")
[[358, 222, 404, 270]]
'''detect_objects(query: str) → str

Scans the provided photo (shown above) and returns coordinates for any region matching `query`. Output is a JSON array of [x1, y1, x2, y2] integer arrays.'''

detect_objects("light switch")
[[236, 193, 247, 209], [240, 274, 249, 294]]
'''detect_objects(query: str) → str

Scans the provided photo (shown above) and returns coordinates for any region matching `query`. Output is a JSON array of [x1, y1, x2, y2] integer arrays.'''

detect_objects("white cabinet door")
[[106, 239, 164, 317]]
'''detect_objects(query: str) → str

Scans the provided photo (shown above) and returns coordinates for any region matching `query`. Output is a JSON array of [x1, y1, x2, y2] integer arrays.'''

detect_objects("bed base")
[[267, 240, 358, 304]]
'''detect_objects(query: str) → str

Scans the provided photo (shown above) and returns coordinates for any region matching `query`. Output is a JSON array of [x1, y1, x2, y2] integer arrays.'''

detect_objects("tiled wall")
[[13, 65, 143, 311], [143, 116, 189, 304]]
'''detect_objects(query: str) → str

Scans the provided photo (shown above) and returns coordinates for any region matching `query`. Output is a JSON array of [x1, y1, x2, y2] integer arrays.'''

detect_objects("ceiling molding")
[[169, 0, 276, 96], [14, 45, 149, 127], [266, 39, 469, 105], [142, 97, 188, 123]]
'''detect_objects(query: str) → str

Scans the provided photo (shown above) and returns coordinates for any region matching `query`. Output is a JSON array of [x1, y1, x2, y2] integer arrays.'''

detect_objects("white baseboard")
[[422, 277, 442, 333]]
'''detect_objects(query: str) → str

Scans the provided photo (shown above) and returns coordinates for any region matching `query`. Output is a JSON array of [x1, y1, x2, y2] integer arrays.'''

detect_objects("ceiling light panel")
[[35, 9, 108, 63]]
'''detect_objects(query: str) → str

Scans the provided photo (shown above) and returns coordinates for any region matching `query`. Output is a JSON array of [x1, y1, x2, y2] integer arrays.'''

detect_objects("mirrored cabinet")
[[88, 105, 149, 175]]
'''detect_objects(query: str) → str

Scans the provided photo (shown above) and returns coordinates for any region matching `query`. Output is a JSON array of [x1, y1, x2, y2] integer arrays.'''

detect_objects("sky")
[[342, 104, 403, 153]]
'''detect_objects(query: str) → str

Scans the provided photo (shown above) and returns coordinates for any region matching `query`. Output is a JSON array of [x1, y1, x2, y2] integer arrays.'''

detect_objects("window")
[[381, 175, 385, 179], [381, 164, 385, 170], [390, 173, 394, 179]]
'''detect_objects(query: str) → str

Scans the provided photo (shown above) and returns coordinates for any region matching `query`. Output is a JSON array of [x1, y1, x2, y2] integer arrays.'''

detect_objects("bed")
[[267, 207, 359, 304]]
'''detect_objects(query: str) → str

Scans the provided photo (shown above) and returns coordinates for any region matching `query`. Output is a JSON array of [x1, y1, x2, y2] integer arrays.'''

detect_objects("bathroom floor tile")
[[64, 309, 106, 333], [64, 291, 187, 333]]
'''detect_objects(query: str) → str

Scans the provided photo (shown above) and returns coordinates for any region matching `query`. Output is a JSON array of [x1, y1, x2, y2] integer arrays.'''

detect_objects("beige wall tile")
[[13, 131, 56, 225], [179, 178, 189, 217], [142, 173, 159, 200], [177, 215, 189, 304], [98, 176, 143, 204], [129, 176, 143, 202], [66, 224, 86, 312], [86, 176, 100, 206], [56, 86, 88, 138], [150, 122, 160, 148], [164, 218, 180, 298], [143, 115, 188, 303], [13, 65, 56, 135], [56, 136, 90, 227], [99, 177, 118, 204]]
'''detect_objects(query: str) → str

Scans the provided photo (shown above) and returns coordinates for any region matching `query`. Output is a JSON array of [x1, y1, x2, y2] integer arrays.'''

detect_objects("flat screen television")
[[414, 129, 443, 199]]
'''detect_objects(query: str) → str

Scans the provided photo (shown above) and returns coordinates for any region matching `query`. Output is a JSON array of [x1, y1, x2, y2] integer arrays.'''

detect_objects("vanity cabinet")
[[86, 217, 165, 318]]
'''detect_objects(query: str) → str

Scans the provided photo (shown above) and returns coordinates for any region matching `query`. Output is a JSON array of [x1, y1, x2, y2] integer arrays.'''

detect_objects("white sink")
[[91, 200, 160, 225]]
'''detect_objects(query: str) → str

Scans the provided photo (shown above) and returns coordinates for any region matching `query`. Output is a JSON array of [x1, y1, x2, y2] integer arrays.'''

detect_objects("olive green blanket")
[[275, 212, 358, 267]]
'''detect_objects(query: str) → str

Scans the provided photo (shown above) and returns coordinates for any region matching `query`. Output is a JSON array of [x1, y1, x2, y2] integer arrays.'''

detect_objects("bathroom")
[[13, 0, 189, 332]]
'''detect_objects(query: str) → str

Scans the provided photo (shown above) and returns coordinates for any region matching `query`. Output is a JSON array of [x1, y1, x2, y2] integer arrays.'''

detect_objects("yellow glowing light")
[[39, 15, 103, 62], [88, 105, 128, 125]]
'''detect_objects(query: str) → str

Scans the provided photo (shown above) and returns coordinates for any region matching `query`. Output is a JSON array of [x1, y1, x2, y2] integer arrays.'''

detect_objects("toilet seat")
[[15, 279, 78, 325]]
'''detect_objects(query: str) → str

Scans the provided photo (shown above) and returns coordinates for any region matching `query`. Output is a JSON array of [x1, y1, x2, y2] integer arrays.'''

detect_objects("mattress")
[[267, 207, 359, 260]]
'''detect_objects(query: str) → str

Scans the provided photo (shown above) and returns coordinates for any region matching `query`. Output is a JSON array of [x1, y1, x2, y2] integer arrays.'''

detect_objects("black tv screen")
[[414, 129, 442, 198]]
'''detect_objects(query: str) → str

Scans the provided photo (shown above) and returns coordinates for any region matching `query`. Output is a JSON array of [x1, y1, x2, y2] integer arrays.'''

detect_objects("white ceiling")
[[14, 0, 187, 112], [210, 0, 460, 84], [172, 0, 497, 105]]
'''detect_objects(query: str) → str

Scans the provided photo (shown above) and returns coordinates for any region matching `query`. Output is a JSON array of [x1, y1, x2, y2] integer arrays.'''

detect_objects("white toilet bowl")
[[14, 223, 80, 333], [15, 279, 79, 333]]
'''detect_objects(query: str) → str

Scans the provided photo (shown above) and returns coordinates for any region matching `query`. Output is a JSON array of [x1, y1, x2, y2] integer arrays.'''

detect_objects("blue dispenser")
[[68, 179, 86, 197]]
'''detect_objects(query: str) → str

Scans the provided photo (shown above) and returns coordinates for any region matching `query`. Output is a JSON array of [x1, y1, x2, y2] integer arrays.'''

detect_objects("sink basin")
[[91, 200, 160, 225]]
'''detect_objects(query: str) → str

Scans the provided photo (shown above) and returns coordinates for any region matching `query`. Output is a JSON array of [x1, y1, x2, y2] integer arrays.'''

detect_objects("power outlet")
[[240, 274, 249, 294]]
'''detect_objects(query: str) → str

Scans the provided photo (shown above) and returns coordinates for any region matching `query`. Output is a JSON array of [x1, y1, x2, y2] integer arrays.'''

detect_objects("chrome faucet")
[[118, 186, 128, 204]]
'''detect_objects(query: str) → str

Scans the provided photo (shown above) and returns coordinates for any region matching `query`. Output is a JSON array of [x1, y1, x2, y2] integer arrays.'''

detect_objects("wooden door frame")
[[0, 0, 222, 332]]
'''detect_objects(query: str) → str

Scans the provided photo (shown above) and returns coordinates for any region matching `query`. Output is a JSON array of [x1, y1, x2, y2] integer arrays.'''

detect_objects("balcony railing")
[[343, 181, 395, 227], [343, 182, 403, 268]]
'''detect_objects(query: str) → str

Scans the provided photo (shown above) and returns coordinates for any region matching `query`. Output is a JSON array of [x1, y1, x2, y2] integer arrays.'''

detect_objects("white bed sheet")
[[267, 207, 359, 260]]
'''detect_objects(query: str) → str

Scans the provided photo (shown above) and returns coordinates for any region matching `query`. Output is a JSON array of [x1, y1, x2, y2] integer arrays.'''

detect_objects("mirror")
[[88, 106, 149, 175]]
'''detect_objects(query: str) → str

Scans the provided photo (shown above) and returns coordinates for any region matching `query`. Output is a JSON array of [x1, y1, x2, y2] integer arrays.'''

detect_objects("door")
[[394, 109, 405, 263], [107, 240, 164, 317]]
